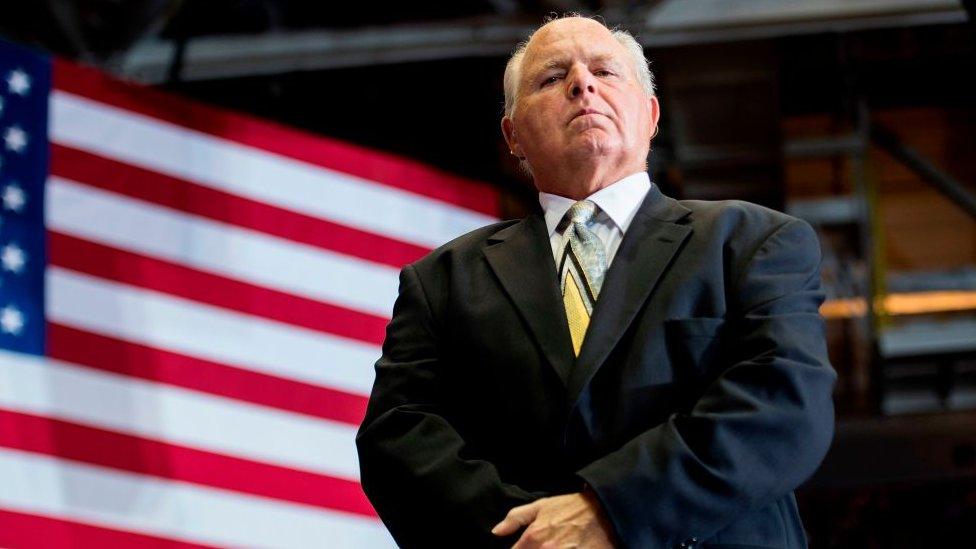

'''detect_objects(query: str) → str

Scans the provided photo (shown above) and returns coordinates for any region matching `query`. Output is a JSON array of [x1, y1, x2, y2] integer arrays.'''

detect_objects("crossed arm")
[[355, 263, 548, 548], [356, 218, 835, 548], [571, 218, 836, 547]]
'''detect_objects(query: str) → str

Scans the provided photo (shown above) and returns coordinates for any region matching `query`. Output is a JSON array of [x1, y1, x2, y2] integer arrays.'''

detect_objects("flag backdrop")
[[0, 38, 500, 547]]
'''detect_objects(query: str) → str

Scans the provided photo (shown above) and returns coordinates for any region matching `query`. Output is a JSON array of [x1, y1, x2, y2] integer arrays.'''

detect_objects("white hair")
[[502, 15, 656, 118]]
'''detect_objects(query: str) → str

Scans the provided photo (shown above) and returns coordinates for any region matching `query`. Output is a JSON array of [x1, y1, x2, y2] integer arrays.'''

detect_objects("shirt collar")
[[538, 172, 652, 237]]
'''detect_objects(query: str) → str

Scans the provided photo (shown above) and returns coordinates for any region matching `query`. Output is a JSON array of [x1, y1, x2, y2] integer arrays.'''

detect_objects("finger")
[[491, 505, 535, 536], [511, 526, 551, 549], [491, 503, 539, 536]]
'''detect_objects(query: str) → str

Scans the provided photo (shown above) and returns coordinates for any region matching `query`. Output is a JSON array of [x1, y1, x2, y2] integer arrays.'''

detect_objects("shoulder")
[[673, 197, 814, 247], [680, 198, 796, 231], [651, 195, 820, 278], [408, 218, 523, 274]]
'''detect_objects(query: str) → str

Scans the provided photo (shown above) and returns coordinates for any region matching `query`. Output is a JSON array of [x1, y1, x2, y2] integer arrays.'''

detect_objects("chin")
[[569, 136, 618, 159]]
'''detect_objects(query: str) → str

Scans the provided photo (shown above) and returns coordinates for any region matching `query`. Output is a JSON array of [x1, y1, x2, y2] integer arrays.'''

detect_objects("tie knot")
[[567, 200, 597, 225]]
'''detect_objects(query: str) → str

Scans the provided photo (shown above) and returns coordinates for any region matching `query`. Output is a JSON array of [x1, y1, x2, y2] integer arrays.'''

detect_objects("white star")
[[0, 305, 24, 335], [6, 69, 31, 96], [2, 184, 26, 212], [3, 126, 27, 153], [1, 243, 25, 273]]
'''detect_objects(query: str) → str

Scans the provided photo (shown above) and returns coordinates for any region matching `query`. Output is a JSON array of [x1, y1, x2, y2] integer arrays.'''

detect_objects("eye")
[[594, 68, 616, 77], [541, 73, 564, 87]]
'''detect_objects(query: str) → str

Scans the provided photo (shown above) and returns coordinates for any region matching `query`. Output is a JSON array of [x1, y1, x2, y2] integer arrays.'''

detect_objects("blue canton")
[[0, 39, 50, 355]]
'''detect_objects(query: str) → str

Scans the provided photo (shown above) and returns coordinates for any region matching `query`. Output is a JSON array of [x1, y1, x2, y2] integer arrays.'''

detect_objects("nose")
[[566, 65, 596, 99]]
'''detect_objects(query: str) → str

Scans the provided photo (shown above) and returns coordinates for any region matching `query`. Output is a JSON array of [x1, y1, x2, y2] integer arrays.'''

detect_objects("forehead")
[[521, 19, 625, 72]]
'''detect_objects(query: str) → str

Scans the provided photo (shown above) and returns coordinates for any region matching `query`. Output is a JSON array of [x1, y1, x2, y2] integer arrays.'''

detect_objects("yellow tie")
[[559, 201, 607, 356], [563, 270, 591, 356]]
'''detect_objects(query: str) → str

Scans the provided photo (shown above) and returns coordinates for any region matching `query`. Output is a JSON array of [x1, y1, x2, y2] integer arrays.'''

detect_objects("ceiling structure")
[[0, 0, 972, 209], [1, 1, 967, 84]]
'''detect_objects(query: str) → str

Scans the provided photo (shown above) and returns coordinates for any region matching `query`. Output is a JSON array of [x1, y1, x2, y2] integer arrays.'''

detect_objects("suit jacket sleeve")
[[356, 263, 544, 548], [576, 218, 837, 548]]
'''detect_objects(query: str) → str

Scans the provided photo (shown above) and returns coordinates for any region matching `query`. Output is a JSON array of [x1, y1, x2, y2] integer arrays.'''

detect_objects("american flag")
[[0, 38, 500, 547]]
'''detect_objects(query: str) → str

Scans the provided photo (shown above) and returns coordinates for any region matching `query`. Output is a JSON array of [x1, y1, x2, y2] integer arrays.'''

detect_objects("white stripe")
[[0, 447, 395, 548], [50, 90, 496, 249], [48, 176, 400, 319], [0, 349, 360, 481], [47, 267, 379, 397]]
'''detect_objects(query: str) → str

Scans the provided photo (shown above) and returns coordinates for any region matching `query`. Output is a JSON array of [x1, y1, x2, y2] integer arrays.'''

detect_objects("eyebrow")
[[540, 54, 622, 72]]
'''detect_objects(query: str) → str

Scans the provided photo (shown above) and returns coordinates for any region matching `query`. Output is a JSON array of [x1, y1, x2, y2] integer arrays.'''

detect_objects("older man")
[[356, 15, 835, 549]]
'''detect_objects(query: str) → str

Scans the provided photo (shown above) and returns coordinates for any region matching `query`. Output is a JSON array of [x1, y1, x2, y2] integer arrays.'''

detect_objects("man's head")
[[501, 16, 660, 198]]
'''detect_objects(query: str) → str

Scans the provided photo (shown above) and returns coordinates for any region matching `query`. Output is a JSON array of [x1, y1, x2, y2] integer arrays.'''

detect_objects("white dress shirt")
[[538, 171, 653, 270]]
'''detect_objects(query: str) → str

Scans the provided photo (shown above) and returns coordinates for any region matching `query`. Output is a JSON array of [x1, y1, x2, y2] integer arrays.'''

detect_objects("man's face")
[[502, 18, 659, 180]]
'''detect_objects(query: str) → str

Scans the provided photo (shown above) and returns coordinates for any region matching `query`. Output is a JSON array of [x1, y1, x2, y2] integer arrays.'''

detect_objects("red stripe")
[[47, 323, 369, 427], [0, 507, 216, 549], [49, 231, 388, 347], [0, 409, 378, 518], [50, 143, 429, 269], [52, 59, 500, 217]]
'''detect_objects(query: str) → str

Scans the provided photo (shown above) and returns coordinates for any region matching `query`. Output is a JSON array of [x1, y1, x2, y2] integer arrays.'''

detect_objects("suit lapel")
[[484, 214, 576, 386], [566, 186, 694, 409]]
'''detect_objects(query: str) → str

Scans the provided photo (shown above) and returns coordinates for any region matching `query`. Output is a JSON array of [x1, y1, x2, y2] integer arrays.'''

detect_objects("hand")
[[491, 491, 616, 548]]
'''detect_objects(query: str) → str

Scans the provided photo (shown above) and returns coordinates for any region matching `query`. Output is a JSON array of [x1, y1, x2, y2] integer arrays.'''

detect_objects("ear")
[[648, 95, 661, 134], [501, 116, 523, 159]]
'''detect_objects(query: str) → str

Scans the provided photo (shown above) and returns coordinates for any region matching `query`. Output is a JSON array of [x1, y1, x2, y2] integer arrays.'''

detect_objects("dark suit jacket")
[[356, 184, 836, 549]]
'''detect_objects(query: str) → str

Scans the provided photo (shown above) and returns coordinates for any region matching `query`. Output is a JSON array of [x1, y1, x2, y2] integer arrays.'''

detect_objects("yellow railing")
[[821, 290, 976, 319]]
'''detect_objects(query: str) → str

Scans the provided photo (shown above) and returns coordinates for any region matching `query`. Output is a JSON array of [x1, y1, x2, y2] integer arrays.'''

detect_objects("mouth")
[[569, 108, 605, 123]]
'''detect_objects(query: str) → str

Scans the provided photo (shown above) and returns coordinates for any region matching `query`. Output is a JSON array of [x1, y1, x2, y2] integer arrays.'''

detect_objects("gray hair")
[[502, 15, 656, 118]]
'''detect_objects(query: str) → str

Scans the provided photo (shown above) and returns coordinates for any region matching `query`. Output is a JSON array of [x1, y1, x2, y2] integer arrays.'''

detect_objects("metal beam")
[[112, 1, 968, 83], [783, 134, 866, 158], [485, 0, 519, 16], [112, 17, 536, 83], [645, 0, 965, 31], [641, 0, 967, 48], [880, 318, 976, 358], [871, 123, 976, 220]]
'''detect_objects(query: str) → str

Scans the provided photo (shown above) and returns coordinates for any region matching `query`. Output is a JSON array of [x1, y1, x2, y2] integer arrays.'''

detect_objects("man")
[[356, 15, 835, 549]]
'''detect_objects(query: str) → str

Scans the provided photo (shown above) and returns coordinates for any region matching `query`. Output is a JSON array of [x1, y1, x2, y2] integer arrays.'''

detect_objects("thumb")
[[491, 502, 540, 536]]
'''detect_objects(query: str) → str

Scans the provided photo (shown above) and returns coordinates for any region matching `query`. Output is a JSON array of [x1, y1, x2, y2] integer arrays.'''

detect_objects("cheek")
[[622, 101, 652, 140], [523, 110, 561, 139], [528, 95, 565, 121]]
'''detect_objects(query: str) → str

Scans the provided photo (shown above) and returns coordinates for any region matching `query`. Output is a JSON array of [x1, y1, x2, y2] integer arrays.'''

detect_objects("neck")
[[533, 158, 644, 200]]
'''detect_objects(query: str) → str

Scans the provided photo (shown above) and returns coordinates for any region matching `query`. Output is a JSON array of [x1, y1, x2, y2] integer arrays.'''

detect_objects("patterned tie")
[[558, 200, 608, 356]]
